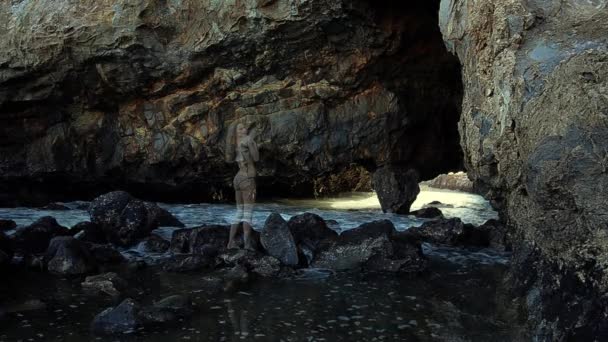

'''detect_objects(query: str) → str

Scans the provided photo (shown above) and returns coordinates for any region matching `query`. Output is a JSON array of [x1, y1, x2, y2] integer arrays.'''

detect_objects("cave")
[[0, 0, 463, 209]]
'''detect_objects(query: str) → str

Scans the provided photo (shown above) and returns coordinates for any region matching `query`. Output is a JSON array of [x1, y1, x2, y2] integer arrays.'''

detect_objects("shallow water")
[[0, 188, 525, 341]]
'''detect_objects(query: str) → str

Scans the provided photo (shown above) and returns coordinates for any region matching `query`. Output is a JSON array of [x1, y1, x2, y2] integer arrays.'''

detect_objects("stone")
[[405, 218, 465, 246], [0, 219, 16, 231], [45, 236, 96, 275], [88, 244, 126, 265], [40, 203, 71, 210], [260, 213, 299, 266], [372, 166, 420, 214], [89, 191, 183, 246], [91, 298, 140, 335], [82, 272, 127, 297], [12, 216, 70, 254], [421, 172, 473, 192], [71, 221, 106, 244], [143, 234, 170, 253], [409, 207, 443, 219]]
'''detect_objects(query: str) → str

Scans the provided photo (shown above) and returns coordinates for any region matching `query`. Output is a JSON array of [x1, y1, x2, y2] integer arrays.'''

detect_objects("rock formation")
[[441, 0, 608, 339], [0, 0, 463, 207]]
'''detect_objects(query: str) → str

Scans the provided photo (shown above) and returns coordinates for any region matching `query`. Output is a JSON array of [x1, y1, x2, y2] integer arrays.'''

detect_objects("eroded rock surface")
[[0, 0, 462, 209], [441, 0, 608, 339]]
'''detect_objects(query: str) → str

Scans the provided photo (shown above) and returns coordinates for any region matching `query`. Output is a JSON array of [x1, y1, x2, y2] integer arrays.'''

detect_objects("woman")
[[225, 121, 259, 250]]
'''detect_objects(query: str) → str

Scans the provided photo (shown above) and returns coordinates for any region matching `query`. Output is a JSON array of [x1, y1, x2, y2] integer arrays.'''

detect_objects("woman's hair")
[[224, 120, 254, 162]]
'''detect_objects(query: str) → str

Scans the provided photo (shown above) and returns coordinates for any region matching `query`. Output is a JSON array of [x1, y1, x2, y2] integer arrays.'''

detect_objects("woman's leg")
[[242, 178, 257, 250], [227, 188, 245, 249]]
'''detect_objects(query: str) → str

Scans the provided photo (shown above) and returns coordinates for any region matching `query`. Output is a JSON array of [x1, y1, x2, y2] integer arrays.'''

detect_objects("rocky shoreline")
[[0, 191, 512, 336]]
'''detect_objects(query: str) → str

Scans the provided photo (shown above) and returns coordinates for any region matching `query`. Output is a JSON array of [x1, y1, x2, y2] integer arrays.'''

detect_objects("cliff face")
[[0, 0, 463, 206], [441, 0, 608, 339]]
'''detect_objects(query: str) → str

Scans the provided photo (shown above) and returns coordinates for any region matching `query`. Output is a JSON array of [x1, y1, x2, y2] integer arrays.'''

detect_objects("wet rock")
[[82, 272, 127, 297], [143, 234, 170, 253], [12, 216, 70, 254], [91, 298, 140, 335], [312, 220, 397, 271], [260, 212, 298, 266], [0, 231, 13, 262], [421, 172, 473, 192], [45, 236, 96, 275], [89, 191, 183, 246], [409, 207, 443, 219], [87, 244, 126, 265], [372, 166, 420, 214], [0, 219, 16, 231], [288, 212, 338, 246], [40, 202, 71, 210], [163, 254, 213, 273], [248, 255, 282, 278], [477, 219, 511, 251], [326, 219, 340, 231], [171, 225, 230, 254], [423, 201, 454, 209], [71, 221, 106, 244], [405, 218, 466, 246]]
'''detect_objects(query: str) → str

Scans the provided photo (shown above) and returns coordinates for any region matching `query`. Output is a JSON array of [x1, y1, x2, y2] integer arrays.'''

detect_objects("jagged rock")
[[421, 172, 473, 192], [248, 255, 282, 278], [91, 298, 140, 335], [89, 191, 183, 246], [87, 244, 126, 265], [82, 272, 128, 297], [71, 221, 106, 244], [405, 218, 466, 246], [288, 212, 338, 266], [45, 236, 96, 275], [260, 213, 298, 266], [143, 234, 170, 253], [311, 220, 424, 273], [372, 166, 420, 214], [409, 207, 443, 219], [171, 225, 230, 254], [12, 216, 70, 254], [441, 0, 608, 338], [0, 219, 16, 231], [0, 1, 462, 210]]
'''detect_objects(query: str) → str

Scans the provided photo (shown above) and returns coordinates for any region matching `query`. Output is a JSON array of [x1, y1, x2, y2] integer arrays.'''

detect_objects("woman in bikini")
[[225, 121, 259, 250]]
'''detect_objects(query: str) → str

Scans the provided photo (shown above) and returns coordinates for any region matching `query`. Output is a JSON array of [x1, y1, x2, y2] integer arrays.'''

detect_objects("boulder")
[[45, 236, 96, 275], [170, 225, 230, 254], [143, 234, 170, 253], [0, 219, 16, 231], [71, 221, 106, 244], [288, 212, 338, 266], [260, 213, 299, 266], [12, 216, 70, 254], [89, 191, 184, 246], [91, 298, 140, 335], [405, 218, 466, 245], [87, 244, 126, 265], [40, 203, 71, 210], [409, 207, 443, 219], [372, 166, 420, 214]]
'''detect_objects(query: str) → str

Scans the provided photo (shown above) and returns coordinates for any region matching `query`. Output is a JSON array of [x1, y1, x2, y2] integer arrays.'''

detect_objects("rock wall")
[[441, 0, 608, 339], [0, 0, 463, 206]]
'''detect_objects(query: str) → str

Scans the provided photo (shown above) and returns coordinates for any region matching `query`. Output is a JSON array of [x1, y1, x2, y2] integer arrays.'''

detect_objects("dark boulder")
[[45, 236, 96, 275], [71, 221, 106, 244], [405, 218, 466, 245], [409, 207, 444, 219], [89, 191, 184, 246], [91, 298, 140, 335], [340, 219, 397, 241], [288, 213, 338, 266], [88, 243, 126, 265], [372, 166, 420, 214], [171, 225, 230, 254], [0, 219, 16, 231], [12, 216, 70, 254], [143, 234, 170, 253], [260, 212, 299, 266]]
